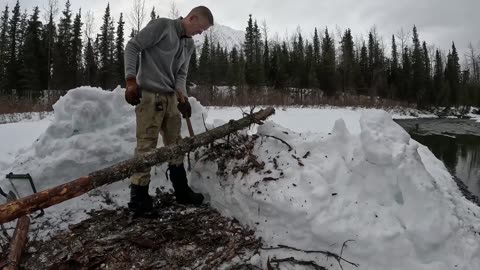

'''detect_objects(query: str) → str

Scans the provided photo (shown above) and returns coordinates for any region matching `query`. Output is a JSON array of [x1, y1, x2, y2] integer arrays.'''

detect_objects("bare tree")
[[396, 27, 410, 51], [466, 43, 479, 82], [128, 0, 146, 35], [282, 28, 291, 50], [271, 32, 280, 46], [42, 0, 58, 23], [261, 19, 268, 42], [427, 44, 436, 77], [168, 0, 180, 19], [84, 10, 95, 41]]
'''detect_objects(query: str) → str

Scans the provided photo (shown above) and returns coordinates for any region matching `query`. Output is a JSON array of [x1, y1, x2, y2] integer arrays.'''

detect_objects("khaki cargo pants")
[[131, 91, 183, 186]]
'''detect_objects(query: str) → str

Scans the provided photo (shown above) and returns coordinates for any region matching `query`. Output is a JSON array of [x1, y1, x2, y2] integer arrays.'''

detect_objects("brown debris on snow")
[[20, 193, 261, 270]]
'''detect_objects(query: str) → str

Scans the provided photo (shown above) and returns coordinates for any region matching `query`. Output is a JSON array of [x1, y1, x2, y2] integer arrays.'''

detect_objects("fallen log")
[[0, 107, 275, 224], [4, 216, 30, 270]]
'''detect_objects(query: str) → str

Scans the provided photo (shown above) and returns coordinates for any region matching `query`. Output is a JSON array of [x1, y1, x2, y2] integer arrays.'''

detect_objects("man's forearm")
[[124, 41, 140, 80]]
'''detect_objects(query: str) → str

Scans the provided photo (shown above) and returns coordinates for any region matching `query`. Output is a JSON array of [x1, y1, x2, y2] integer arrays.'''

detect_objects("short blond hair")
[[188, 6, 214, 25]]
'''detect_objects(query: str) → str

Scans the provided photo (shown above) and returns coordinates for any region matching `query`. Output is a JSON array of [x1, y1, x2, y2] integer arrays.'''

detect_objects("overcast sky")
[[5, 0, 480, 59]]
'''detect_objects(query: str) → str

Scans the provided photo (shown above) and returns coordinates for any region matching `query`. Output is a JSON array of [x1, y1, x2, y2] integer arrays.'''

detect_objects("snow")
[[193, 112, 480, 269], [0, 116, 52, 171], [1, 86, 479, 269], [192, 23, 245, 52], [204, 106, 437, 134], [468, 108, 480, 122]]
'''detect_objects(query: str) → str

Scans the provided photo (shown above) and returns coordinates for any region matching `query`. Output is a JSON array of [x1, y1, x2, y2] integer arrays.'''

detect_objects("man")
[[124, 6, 213, 214]]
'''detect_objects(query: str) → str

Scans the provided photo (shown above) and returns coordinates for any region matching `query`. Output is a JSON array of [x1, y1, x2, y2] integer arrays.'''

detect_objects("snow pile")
[[191, 112, 480, 269], [0, 86, 209, 232], [0, 87, 479, 269], [2, 87, 209, 191]]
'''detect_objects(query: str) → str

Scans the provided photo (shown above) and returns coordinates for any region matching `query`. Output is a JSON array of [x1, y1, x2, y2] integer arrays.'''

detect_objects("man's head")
[[181, 6, 213, 37]]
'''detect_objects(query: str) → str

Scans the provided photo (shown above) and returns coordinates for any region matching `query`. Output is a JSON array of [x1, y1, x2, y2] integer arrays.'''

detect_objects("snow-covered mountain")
[[192, 23, 245, 52]]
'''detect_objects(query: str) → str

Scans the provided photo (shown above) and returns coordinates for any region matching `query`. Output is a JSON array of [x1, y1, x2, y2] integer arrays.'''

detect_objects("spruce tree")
[[84, 37, 97, 86], [304, 43, 315, 89], [244, 15, 255, 86], [279, 42, 289, 89], [43, 4, 57, 90], [0, 5, 10, 92], [6, 0, 21, 93], [389, 35, 399, 98], [208, 39, 217, 85], [221, 47, 229, 85], [445, 42, 460, 105], [367, 31, 375, 87], [313, 28, 320, 65], [268, 44, 279, 88], [268, 44, 278, 88], [99, 3, 115, 89], [198, 35, 211, 85], [422, 41, 432, 105], [358, 42, 368, 94], [411, 25, 426, 107], [115, 13, 125, 86], [320, 28, 336, 96], [19, 6, 43, 93], [340, 29, 354, 93], [188, 47, 198, 85], [210, 42, 221, 85], [53, 0, 73, 89], [226, 46, 239, 86], [17, 9, 27, 53], [238, 48, 246, 86], [401, 47, 412, 102], [150, 7, 156, 21], [263, 31, 270, 86], [433, 49, 444, 105], [70, 10, 83, 88], [293, 32, 305, 88], [253, 20, 264, 85]]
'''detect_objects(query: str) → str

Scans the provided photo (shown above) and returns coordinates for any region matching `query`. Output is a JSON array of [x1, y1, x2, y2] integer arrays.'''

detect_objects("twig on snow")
[[261, 243, 359, 270], [270, 257, 327, 270], [261, 135, 293, 152]]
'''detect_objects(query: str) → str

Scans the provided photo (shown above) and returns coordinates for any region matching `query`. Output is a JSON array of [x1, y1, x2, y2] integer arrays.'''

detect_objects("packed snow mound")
[[2, 87, 208, 192], [191, 111, 480, 270], [0, 87, 211, 233]]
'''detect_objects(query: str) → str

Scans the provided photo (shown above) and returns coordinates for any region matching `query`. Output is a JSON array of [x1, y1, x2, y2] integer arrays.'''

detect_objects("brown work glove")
[[125, 78, 140, 106], [177, 99, 192, 118]]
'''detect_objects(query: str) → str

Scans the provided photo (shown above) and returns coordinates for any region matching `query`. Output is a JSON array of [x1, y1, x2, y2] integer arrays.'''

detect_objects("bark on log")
[[4, 215, 30, 270], [0, 107, 275, 224]]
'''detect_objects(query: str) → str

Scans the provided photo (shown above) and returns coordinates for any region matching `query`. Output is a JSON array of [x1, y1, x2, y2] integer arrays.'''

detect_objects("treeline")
[[0, 0, 479, 109], [0, 0, 126, 97], [195, 15, 480, 108]]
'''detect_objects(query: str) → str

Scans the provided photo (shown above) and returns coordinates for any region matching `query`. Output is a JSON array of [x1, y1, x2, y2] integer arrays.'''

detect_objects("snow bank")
[[191, 111, 480, 270]]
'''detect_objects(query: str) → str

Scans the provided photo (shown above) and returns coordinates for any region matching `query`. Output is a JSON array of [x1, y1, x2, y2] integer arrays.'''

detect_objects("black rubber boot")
[[169, 164, 204, 206], [128, 184, 154, 216]]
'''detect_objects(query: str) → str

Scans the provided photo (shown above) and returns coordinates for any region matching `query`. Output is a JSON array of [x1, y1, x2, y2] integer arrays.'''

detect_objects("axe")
[[185, 117, 194, 137]]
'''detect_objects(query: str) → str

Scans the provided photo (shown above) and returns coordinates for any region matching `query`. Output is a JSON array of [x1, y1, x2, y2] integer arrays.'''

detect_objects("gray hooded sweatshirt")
[[124, 17, 194, 95]]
